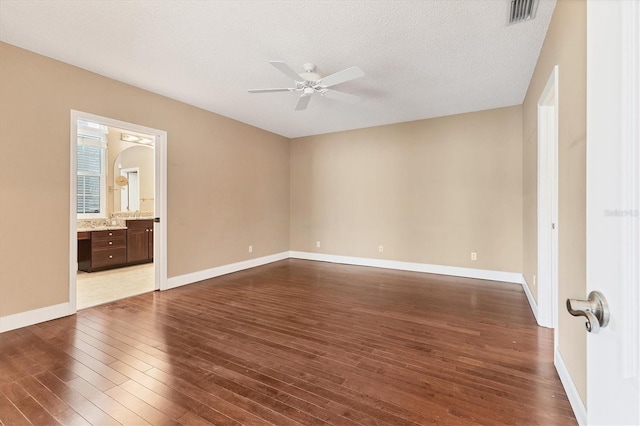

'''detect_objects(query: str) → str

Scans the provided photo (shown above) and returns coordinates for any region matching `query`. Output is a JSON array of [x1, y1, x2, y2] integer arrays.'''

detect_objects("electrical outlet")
[[533, 274, 536, 287], [471, 252, 477, 261], [379, 245, 384, 253], [248, 245, 253, 253], [316, 241, 321, 248]]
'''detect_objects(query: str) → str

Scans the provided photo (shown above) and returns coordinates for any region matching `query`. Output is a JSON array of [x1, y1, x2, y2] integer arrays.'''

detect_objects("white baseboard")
[[0, 251, 529, 333], [289, 251, 523, 284], [166, 251, 290, 290], [0, 302, 71, 333], [520, 275, 539, 323], [555, 349, 587, 425]]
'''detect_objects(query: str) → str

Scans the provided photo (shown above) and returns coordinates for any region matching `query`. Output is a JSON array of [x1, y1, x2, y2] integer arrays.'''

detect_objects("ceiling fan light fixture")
[[300, 63, 321, 82], [248, 61, 365, 111]]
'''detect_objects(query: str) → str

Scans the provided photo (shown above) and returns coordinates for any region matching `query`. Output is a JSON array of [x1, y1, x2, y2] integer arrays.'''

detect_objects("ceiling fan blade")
[[317, 66, 364, 88], [320, 89, 361, 104], [295, 95, 312, 111], [248, 88, 293, 93], [270, 61, 303, 82]]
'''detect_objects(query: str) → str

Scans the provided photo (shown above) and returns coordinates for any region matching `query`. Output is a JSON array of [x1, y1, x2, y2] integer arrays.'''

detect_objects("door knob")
[[566, 291, 609, 333]]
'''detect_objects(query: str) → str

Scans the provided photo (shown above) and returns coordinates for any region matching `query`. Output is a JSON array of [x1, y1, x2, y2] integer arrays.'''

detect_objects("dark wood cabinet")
[[126, 219, 154, 264], [77, 220, 154, 272], [77, 231, 91, 271], [77, 229, 127, 271]]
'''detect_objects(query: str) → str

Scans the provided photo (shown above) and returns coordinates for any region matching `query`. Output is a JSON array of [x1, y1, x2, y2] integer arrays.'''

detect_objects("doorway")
[[69, 111, 167, 312], [537, 65, 559, 332], [120, 167, 140, 212]]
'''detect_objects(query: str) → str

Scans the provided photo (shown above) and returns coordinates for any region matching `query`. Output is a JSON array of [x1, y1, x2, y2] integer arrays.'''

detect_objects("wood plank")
[[104, 385, 180, 425], [118, 379, 188, 420], [0, 392, 31, 425], [0, 381, 62, 425], [17, 376, 70, 417], [34, 371, 120, 426], [66, 377, 150, 425]]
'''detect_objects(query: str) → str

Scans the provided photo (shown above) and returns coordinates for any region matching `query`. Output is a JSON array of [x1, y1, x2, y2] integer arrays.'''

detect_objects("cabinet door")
[[127, 227, 148, 263]]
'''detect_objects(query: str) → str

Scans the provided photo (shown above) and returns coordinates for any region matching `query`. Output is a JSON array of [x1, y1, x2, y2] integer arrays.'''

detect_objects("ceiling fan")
[[248, 61, 365, 111]]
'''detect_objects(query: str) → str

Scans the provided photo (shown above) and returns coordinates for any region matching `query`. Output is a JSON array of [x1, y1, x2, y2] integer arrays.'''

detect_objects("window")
[[77, 121, 108, 218]]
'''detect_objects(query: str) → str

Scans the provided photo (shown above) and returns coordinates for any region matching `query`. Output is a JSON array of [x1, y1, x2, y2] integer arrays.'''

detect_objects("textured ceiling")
[[0, 0, 555, 138]]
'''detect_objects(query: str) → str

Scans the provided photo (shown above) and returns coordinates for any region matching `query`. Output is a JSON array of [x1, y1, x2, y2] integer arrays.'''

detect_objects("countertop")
[[77, 218, 154, 233], [78, 226, 127, 232]]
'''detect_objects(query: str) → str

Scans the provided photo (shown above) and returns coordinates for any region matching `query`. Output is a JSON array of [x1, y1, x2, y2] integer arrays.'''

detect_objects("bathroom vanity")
[[77, 219, 153, 272]]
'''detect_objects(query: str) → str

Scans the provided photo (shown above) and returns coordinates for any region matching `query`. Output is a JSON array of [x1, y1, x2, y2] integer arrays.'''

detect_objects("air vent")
[[508, 0, 539, 24]]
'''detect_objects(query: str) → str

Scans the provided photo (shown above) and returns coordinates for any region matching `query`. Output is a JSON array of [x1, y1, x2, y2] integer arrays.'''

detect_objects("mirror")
[[107, 127, 155, 215], [112, 145, 154, 213]]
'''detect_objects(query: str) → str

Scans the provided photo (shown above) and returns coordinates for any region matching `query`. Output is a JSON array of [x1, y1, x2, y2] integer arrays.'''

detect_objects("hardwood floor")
[[0, 259, 576, 425]]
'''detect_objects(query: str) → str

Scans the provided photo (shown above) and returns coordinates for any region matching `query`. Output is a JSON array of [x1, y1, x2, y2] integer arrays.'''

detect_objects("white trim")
[[536, 65, 559, 330], [166, 252, 290, 290], [0, 303, 71, 333], [70, 111, 168, 312], [555, 348, 587, 426], [70, 117, 78, 312], [520, 275, 539, 323], [3, 253, 535, 332], [155, 129, 168, 292], [289, 251, 523, 284]]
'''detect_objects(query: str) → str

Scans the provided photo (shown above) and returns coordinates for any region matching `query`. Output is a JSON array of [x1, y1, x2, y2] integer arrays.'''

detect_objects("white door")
[[586, 1, 639, 424]]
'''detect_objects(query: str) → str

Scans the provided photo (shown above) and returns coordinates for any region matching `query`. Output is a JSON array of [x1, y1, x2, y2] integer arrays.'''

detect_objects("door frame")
[[69, 110, 168, 313], [537, 65, 559, 330]]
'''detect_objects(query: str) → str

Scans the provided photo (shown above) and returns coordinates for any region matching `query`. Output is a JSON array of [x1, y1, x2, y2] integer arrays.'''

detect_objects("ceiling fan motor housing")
[[299, 63, 320, 82]]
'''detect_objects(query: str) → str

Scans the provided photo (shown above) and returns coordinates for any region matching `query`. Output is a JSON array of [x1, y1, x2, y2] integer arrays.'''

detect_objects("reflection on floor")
[[77, 263, 154, 310]]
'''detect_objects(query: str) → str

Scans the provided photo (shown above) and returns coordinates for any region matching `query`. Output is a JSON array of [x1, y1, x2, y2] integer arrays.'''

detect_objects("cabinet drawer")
[[126, 219, 153, 229], [92, 247, 126, 268], [92, 229, 126, 240], [92, 236, 126, 249]]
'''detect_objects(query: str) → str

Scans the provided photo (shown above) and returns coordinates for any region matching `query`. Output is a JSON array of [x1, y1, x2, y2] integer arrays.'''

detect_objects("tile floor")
[[76, 263, 155, 310]]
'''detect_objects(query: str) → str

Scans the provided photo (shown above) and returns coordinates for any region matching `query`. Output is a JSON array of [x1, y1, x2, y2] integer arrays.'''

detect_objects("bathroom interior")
[[76, 121, 156, 309]]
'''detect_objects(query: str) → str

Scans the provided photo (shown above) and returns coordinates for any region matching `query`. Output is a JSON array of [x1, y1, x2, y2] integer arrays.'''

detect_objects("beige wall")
[[0, 42, 290, 317], [291, 106, 523, 273], [522, 0, 587, 404]]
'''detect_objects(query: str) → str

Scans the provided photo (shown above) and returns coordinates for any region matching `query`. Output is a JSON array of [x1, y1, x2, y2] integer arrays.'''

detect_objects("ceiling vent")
[[508, 0, 539, 24]]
